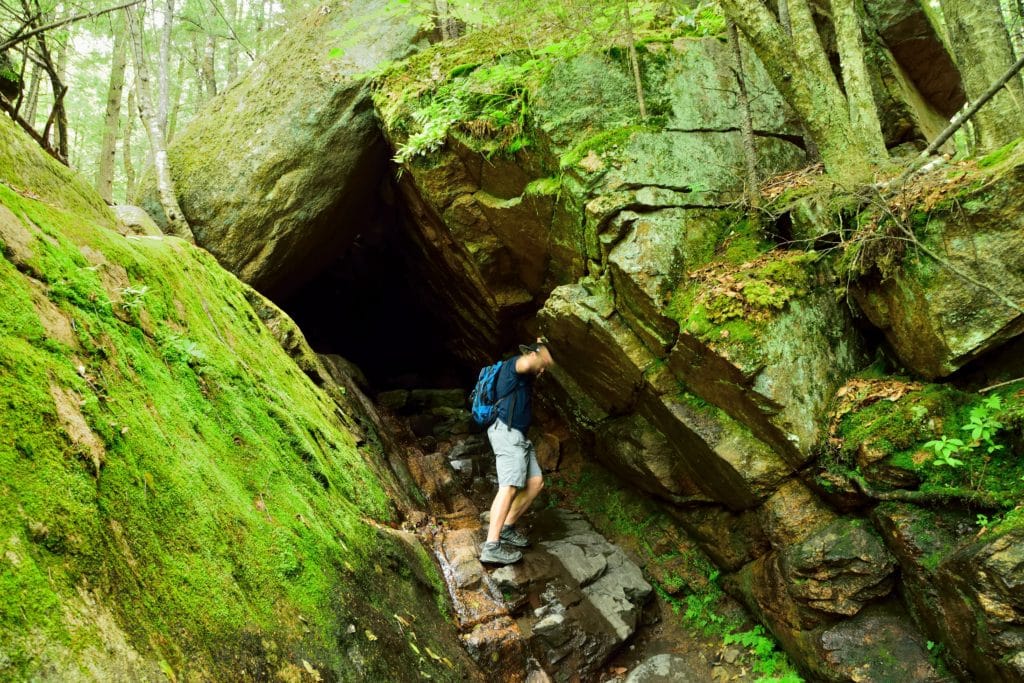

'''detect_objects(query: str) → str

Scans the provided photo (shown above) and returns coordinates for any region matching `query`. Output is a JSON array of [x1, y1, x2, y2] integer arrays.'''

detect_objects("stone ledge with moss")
[[0, 114, 475, 681]]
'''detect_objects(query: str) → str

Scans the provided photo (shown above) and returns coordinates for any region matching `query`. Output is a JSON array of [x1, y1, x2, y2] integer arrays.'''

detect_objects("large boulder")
[[0, 113, 475, 681], [876, 503, 1024, 681], [853, 167, 1024, 378], [140, 0, 420, 298], [539, 280, 792, 510], [372, 37, 806, 358], [724, 519, 942, 682], [489, 510, 652, 681]]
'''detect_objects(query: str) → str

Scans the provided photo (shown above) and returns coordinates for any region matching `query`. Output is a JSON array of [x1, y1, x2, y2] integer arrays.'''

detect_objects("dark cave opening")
[[279, 190, 473, 393]]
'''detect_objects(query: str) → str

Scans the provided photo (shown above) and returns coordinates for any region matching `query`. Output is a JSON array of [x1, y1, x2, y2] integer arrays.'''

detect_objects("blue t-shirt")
[[494, 355, 532, 433]]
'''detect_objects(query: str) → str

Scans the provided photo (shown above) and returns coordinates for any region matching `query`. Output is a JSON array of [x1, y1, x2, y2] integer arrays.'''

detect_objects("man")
[[479, 340, 554, 565]]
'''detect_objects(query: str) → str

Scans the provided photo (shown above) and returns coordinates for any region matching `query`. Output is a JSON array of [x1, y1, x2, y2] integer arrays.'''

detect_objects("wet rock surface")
[[624, 654, 707, 682], [491, 509, 653, 681]]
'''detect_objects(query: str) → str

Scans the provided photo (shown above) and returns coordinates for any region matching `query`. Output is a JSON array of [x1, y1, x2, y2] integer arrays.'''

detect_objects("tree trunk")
[[718, 0, 875, 180], [55, 37, 68, 159], [830, 0, 887, 159], [12, 43, 29, 115], [728, 20, 760, 218], [226, 0, 239, 82], [202, 31, 217, 98], [95, 14, 128, 203], [1003, 0, 1024, 60], [939, 0, 1024, 151], [623, 0, 647, 121], [124, 86, 136, 201], [254, 0, 266, 52], [35, 28, 68, 162], [190, 34, 207, 102], [778, 0, 791, 34], [22, 59, 40, 124], [126, 5, 192, 239], [158, 0, 174, 134], [167, 53, 186, 142]]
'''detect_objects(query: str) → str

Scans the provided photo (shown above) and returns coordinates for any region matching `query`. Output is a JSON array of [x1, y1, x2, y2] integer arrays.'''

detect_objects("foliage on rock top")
[[371, 1, 727, 162], [662, 215, 821, 365]]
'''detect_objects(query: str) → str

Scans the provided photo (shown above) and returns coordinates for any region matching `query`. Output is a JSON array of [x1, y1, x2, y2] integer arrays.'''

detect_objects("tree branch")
[[0, 0, 142, 52], [206, 0, 254, 59], [891, 49, 1024, 185], [0, 95, 64, 163], [848, 472, 1006, 510]]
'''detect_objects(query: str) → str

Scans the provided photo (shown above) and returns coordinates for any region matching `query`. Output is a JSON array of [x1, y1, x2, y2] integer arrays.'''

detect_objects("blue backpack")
[[469, 360, 516, 427]]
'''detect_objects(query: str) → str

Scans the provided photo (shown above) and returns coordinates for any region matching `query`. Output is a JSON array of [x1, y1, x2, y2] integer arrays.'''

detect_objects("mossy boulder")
[[934, 526, 1024, 681], [539, 281, 791, 511], [139, 0, 420, 298], [372, 36, 805, 356], [0, 114, 474, 681], [853, 166, 1024, 379], [872, 503, 978, 679], [724, 521, 939, 682], [664, 242, 869, 464]]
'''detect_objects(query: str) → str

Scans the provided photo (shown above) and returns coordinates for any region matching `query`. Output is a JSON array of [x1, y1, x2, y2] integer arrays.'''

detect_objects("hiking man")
[[479, 340, 554, 565]]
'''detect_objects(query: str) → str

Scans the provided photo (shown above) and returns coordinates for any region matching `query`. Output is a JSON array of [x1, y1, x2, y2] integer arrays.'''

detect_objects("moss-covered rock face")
[[852, 163, 1024, 379], [371, 36, 806, 362], [0, 115, 474, 681], [139, 0, 420, 299]]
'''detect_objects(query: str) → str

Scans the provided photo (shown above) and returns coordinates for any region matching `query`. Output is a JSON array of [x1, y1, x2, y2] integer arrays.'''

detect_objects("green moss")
[[559, 125, 650, 170], [523, 176, 562, 196], [0, 117, 468, 680], [830, 379, 1024, 508], [663, 242, 818, 368], [978, 137, 1024, 168]]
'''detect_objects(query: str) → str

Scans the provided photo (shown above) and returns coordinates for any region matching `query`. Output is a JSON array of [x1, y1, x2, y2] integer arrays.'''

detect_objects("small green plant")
[[924, 394, 1006, 468], [923, 435, 966, 467], [961, 395, 1004, 453], [157, 329, 206, 367], [976, 513, 990, 529], [724, 624, 800, 680], [118, 284, 150, 312]]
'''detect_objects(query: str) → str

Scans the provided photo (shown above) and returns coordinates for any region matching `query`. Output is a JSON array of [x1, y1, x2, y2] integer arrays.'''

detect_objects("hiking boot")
[[499, 524, 530, 548], [479, 541, 522, 565]]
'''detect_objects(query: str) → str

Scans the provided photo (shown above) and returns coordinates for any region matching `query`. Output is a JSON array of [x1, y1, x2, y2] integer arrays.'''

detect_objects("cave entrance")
[[279, 190, 472, 394]]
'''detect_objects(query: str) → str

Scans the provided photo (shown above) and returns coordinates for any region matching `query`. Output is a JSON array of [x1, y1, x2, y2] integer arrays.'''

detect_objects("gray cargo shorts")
[[488, 419, 542, 488]]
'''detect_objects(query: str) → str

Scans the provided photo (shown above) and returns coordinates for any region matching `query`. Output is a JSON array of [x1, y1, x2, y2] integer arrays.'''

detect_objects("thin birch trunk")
[[728, 20, 760, 218], [831, 0, 887, 159], [22, 59, 40, 124], [778, 0, 791, 34], [126, 5, 192, 239], [95, 14, 128, 203], [939, 0, 1024, 151], [226, 0, 239, 82], [202, 21, 217, 99], [124, 85, 136, 201], [167, 53, 185, 142], [12, 43, 29, 115], [623, 0, 647, 121], [157, 0, 174, 134], [718, 0, 874, 179]]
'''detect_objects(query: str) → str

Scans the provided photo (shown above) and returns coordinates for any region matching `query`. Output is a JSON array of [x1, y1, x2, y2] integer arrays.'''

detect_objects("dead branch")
[[0, 0, 142, 52]]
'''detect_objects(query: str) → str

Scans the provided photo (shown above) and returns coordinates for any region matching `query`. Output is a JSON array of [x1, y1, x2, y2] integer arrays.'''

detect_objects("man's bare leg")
[[486, 485, 518, 543], [504, 475, 543, 527]]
